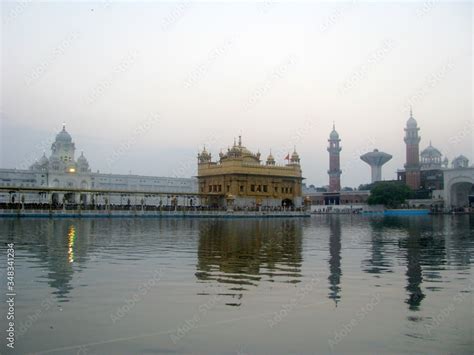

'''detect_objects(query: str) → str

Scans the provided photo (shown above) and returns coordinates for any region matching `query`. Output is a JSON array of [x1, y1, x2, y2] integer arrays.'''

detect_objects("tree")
[[367, 182, 411, 208], [358, 183, 375, 191]]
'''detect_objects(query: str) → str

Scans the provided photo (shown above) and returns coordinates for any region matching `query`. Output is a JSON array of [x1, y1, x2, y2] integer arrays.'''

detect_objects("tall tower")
[[404, 109, 421, 190], [327, 123, 342, 192]]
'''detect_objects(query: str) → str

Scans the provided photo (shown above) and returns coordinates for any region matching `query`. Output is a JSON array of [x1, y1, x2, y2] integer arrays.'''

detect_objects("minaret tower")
[[404, 108, 421, 190], [327, 123, 342, 192]]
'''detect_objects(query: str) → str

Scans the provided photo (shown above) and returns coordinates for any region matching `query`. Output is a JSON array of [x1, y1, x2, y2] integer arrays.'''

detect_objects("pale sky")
[[1, 1, 472, 187]]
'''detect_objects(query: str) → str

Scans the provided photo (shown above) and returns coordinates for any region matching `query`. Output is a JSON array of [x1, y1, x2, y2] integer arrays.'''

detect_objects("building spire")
[[238, 135, 242, 147], [62, 122, 66, 131], [333, 121, 335, 130], [410, 106, 413, 118]]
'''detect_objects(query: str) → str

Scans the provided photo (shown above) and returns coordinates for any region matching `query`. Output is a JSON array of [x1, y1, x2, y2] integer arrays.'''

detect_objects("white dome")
[[55, 124, 72, 143]]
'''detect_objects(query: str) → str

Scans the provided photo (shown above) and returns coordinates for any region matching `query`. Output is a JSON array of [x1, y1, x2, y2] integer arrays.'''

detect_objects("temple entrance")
[[80, 193, 88, 206], [443, 168, 474, 211], [449, 182, 473, 209], [64, 193, 76, 204], [51, 193, 59, 206], [282, 198, 293, 208]]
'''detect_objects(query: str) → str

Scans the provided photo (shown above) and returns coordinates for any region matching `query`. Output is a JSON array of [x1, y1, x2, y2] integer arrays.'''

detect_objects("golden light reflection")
[[67, 225, 76, 263]]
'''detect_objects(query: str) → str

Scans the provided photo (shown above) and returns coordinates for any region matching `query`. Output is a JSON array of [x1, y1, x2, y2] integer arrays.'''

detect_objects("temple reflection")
[[0, 219, 93, 301], [195, 219, 303, 306], [67, 225, 76, 263], [327, 216, 342, 306]]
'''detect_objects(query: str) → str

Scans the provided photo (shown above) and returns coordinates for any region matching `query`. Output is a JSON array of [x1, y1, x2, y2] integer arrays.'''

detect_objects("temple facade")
[[0, 125, 197, 205], [197, 136, 304, 209]]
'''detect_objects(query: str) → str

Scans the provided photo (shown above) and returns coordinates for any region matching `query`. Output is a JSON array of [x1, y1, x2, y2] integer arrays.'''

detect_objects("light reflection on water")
[[0, 215, 472, 354]]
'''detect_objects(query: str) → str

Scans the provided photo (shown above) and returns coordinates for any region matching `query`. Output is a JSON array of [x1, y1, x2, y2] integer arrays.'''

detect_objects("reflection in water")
[[399, 217, 447, 312], [0, 220, 94, 302], [404, 229, 425, 311], [364, 219, 395, 275], [0, 216, 472, 354], [328, 216, 342, 306], [370, 217, 447, 312], [67, 225, 76, 263], [195, 219, 303, 306]]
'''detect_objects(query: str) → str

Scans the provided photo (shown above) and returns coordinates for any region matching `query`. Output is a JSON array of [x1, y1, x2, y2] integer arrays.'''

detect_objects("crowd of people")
[[0, 202, 305, 212]]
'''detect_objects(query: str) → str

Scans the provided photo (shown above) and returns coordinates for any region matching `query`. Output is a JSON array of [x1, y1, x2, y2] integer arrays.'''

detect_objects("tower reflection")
[[364, 219, 395, 275], [327, 216, 342, 306], [195, 219, 303, 306]]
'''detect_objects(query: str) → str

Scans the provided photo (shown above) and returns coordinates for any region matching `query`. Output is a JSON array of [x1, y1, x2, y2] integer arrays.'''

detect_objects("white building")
[[0, 125, 198, 205]]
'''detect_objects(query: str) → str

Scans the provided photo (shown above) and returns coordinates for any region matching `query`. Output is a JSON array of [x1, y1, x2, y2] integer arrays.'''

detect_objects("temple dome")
[[38, 152, 49, 165], [266, 151, 275, 165], [55, 124, 72, 143], [77, 151, 88, 163], [291, 150, 300, 161], [420, 142, 442, 157]]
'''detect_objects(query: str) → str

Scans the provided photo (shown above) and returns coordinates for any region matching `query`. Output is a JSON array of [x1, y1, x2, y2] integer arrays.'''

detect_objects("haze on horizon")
[[1, 1, 472, 188]]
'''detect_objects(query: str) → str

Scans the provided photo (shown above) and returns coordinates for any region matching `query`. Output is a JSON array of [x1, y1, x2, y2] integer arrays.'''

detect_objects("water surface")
[[0, 215, 472, 354]]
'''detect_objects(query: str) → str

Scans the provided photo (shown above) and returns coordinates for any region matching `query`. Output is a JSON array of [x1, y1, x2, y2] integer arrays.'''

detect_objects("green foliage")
[[367, 182, 411, 208], [358, 183, 375, 191]]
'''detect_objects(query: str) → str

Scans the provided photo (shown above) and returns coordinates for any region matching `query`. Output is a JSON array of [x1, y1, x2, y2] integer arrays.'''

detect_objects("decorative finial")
[[233, 137, 236, 146], [62, 122, 66, 131], [333, 121, 335, 130], [410, 106, 413, 118], [294, 145, 296, 153], [238, 135, 242, 147], [429, 140, 432, 146]]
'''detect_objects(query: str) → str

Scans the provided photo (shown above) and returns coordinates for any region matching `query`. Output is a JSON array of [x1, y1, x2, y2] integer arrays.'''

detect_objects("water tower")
[[360, 149, 392, 183]]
